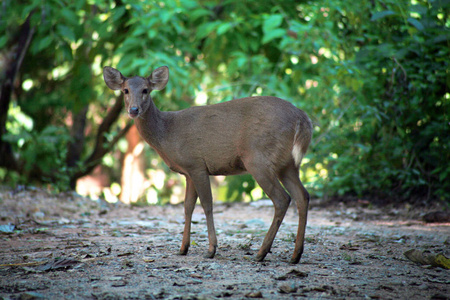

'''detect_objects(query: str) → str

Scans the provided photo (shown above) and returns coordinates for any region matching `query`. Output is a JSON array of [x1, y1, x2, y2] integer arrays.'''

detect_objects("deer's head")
[[103, 66, 169, 119]]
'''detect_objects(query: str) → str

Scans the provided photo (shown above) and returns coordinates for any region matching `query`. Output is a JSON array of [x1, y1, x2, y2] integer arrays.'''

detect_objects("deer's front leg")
[[179, 176, 198, 255], [189, 172, 217, 259]]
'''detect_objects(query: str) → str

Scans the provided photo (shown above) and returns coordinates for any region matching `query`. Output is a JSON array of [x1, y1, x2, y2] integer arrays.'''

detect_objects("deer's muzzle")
[[129, 106, 139, 118]]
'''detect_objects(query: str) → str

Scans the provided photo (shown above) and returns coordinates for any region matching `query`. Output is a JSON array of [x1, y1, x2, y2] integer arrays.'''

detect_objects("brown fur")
[[104, 66, 312, 263]]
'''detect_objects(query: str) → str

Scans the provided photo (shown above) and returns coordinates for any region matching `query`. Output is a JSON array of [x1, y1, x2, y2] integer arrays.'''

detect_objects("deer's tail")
[[292, 115, 313, 168]]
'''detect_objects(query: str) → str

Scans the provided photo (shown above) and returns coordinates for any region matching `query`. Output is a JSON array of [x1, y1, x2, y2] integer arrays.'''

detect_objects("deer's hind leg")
[[245, 161, 291, 262], [279, 164, 309, 264]]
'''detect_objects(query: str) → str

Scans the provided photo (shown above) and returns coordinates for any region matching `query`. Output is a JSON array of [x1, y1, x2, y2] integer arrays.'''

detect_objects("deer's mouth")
[[128, 111, 139, 118], [128, 106, 140, 118]]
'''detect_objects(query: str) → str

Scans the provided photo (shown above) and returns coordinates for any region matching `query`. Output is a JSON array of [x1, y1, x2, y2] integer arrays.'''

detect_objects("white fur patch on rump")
[[292, 143, 304, 167]]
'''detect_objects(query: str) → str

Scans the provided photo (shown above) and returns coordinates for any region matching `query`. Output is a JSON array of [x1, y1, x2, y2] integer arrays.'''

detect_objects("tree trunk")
[[0, 13, 35, 170], [67, 106, 89, 189], [120, 125, 147, 204]]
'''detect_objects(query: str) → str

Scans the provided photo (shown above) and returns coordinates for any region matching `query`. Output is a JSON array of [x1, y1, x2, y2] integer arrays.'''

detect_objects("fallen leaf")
[[340, 244, 359, 251], [143, 257, 155, 263], [117, 251, 134, 257], [378, 285, 395, 291], [111, 280, 128, 287], [31, 227, 49, 234], [37, 258, 81, 271], [245, 291, 263, 298], [427, 277, 450, 284], [0, 223, 15, 234], [173, 281, 186, 287], [434, 254, 450, 269], [188, 279, 203, 285], [20, 291, 46, 299], [79, 252, 93, 259], [279, 284, 297, 294], [190, 273, 203, 279], [106, 276, 124, 281], [276, 269, 308, 280], [404, 249, 450, 269], [303, 285, 337, 294]]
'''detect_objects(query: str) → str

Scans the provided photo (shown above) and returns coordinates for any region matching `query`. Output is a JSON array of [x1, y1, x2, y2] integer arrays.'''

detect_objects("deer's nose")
[[129, 106, 139, 117]]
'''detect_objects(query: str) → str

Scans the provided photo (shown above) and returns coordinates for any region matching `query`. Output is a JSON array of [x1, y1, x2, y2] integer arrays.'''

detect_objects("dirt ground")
[[0, 187, 449, 299]]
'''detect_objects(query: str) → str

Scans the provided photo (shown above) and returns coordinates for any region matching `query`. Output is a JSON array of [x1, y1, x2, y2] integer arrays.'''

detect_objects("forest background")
[[0, 0, 449, 206]]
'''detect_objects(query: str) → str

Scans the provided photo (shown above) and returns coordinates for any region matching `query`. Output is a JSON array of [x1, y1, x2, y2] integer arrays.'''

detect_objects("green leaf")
[[263, 14, 283, 32], [407, 18, 424, 31], [0, 36, 7, 48], [371, 11, 396, 21], [237, 35, 249, 51], [160, 10, 174, 24], [60, 8, 79, 26], [439, 171, 447, 182], [59, 42, 73, 61], [57, 25, 76, 42], [217, 23, 232, 35], [431, 34, 450, 43], [37, 35, 53, 52], [376, 43, 396, 58], [190, 8, 212, 21], [196, 21, 220, 39], [262, 28, 286, 44], [112, 6, 126, 22]]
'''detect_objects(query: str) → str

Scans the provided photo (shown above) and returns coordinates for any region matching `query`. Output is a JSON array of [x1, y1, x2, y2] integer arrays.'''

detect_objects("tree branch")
[[71, 94, 132, 183]]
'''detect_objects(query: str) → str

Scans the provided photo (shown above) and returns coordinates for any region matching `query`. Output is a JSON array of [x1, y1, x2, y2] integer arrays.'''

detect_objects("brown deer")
[[103, 66, 313, 264]]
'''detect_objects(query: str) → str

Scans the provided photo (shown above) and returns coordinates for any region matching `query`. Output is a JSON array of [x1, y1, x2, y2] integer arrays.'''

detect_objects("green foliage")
[[1, 0, 448, 203], [4, 116, 73, 190], [221, 175, 256, 202], [317, 0, 450, 202]]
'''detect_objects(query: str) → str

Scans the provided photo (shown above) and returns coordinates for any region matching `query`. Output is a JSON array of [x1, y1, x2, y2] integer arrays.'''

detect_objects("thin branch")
[[392, 57, 407, 81]]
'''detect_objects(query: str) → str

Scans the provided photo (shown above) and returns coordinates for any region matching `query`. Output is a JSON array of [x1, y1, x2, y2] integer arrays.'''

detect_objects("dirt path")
[[0, 189, 449, 299]]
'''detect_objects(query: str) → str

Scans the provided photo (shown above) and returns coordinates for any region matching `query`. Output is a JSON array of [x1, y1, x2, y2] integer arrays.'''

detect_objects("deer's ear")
[[148, 66, 169, 91], [103, 67, 125, 90]]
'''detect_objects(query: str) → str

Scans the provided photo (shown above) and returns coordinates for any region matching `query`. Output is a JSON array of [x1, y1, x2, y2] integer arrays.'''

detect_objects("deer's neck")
[[133, 100, 167, 150]]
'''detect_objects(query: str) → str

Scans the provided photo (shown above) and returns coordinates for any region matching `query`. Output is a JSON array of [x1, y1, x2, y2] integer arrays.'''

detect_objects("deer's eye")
[[142, 89, 148, 94], [124, 89, 129, 94]]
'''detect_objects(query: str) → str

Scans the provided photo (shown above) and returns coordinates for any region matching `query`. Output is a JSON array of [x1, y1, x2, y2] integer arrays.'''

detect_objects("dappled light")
[[0, 1, 449, 299]]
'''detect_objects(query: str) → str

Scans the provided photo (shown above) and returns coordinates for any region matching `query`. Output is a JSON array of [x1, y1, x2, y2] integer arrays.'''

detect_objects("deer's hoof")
[[289, 257, 301, 264], [203, 246, 216, 259], [290, 250, 303, 264], [178, 247, 189, 255], [255, 254, 265, 262]]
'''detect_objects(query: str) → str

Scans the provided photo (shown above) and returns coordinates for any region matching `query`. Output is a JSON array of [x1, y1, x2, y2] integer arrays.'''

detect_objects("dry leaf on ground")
[[404, 249, 450, 269]]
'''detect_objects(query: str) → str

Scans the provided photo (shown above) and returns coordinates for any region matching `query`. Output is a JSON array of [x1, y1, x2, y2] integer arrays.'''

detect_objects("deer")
[[103, 66, 313, 264]]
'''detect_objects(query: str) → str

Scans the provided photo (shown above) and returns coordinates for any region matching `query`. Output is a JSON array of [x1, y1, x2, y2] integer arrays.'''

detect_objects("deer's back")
[[163, 96, 309, 175]]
